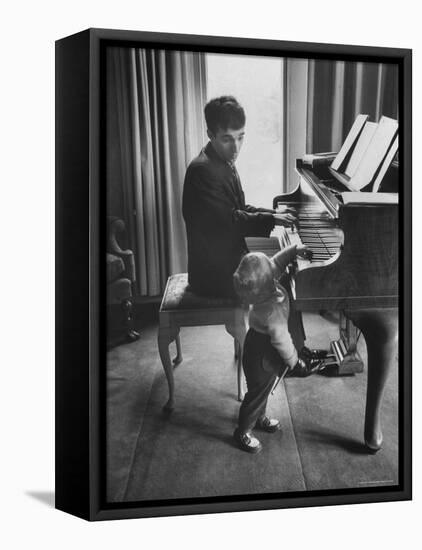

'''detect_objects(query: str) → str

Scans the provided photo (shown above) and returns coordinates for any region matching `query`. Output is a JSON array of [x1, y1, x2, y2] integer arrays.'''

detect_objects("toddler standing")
[[232, 244, 319, 453]]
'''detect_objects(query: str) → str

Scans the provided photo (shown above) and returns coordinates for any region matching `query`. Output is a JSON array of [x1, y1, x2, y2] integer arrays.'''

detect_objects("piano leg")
[[345, 308, 398, 452]]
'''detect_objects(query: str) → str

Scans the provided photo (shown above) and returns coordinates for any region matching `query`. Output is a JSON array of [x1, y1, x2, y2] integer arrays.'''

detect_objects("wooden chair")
[[157, 273, 247, 411], [107, 217, 139, 342]]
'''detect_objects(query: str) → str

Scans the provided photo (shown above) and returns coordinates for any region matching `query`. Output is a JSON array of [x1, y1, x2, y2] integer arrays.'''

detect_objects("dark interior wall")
[[308, 60, 399, 154]]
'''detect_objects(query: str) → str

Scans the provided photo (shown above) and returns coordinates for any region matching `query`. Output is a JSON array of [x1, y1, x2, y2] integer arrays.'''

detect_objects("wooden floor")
[[106, 312, 399, 503]]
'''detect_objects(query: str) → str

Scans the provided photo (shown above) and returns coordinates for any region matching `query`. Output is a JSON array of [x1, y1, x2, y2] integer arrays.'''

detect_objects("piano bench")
[[158, 273, 247, 412]]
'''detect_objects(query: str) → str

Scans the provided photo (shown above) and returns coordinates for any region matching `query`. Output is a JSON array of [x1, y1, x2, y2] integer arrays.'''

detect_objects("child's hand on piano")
[[296, 245, 313, 261]]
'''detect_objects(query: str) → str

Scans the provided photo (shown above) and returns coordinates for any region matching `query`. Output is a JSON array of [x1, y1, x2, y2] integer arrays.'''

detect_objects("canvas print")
[[104, 44, 399, 504]]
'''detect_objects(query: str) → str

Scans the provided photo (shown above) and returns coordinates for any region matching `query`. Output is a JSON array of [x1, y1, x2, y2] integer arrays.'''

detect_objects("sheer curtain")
[[107, 47, 207, 296]]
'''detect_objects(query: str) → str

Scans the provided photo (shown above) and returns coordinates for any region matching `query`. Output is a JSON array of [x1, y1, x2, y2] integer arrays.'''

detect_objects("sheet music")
[[344, 122, 378, 177], [331, 114, 369, 172], [348, 116, 398, 191], [372, 135, 399, 192]]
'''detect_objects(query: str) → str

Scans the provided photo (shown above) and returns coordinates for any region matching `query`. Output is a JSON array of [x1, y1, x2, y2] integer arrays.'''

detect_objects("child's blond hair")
[[233, 252, 276, 305]]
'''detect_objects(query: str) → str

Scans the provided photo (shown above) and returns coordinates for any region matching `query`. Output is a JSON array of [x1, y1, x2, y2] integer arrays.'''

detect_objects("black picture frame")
[[55, 28, 412, 521]]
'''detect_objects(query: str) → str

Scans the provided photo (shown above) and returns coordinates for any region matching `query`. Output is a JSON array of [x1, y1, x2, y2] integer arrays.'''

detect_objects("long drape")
[[306, 60, 398, 153], [107, 47, 207, 296]]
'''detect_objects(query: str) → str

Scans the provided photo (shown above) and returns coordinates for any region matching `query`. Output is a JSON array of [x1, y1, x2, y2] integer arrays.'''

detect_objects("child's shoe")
[[233, 428, 263, 453], [255, 416, 281, 433]]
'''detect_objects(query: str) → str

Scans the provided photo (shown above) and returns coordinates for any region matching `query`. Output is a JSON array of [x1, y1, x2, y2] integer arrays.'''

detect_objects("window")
[[206, 53, 284, 208]]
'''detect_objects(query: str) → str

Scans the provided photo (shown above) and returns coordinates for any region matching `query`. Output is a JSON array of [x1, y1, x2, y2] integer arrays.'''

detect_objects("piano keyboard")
[[276, 203, 343, 264]]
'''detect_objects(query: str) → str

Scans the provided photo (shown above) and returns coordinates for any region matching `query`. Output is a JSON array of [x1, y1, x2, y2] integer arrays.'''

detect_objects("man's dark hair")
[[204, 96, 246, 135]]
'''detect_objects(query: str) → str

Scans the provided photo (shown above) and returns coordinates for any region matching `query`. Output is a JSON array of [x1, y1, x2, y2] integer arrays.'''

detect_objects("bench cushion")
[[161, 273, 241, 311]]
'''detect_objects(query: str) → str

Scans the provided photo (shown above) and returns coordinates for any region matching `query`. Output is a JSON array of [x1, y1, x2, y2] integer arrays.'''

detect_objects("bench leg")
[[174, 334, 183, 365], [158, 326, 180, 412], [225, 310, 247, 402], [236, 347, 244, 402], [234, 339, 240, 359]]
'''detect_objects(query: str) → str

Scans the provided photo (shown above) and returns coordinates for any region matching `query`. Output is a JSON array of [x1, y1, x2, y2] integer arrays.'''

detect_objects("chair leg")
[[121, 298, 140, 342], [158, 326, 180, 412]]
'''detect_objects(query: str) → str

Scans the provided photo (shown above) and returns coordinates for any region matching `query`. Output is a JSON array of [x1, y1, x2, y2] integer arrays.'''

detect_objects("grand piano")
[[271, 159, 398, 452]]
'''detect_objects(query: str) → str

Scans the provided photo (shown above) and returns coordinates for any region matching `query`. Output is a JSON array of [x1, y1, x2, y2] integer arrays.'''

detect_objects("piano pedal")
[[317, 361, 342, 377], [327, 337, 364, 375], [317, 355, 355, 377]]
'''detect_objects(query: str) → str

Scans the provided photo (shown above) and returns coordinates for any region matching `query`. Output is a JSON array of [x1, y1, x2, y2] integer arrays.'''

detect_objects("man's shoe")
[[233, 428, 263, 453], [255, 416, 281, 433], [294, 349, 326, 375], [286, 358, 312, 378], [300, 346, 328, 360]]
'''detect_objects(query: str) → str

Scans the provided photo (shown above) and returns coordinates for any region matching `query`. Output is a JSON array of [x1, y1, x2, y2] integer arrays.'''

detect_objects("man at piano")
[[182, 95, 325, 367], [182, 95, 297, 299]]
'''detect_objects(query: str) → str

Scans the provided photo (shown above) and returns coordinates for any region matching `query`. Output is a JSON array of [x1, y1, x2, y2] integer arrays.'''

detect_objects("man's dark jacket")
[[182, 142, 275, 297]]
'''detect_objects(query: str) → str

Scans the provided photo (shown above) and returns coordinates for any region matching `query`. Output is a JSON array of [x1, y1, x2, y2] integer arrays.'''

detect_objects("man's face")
[[208, 126, 245, 164]]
